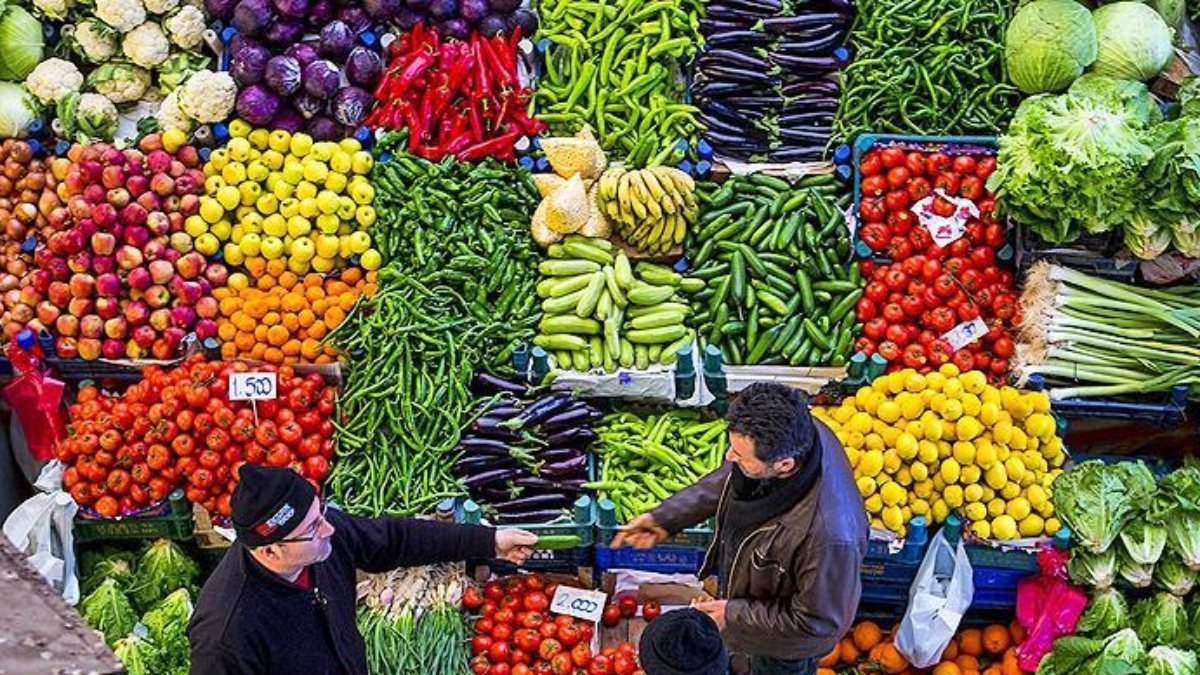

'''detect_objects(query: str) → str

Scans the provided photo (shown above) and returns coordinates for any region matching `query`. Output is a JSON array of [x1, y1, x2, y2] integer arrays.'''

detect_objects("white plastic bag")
[[894, 530, 974, 667], [2, 461, 80, 604]]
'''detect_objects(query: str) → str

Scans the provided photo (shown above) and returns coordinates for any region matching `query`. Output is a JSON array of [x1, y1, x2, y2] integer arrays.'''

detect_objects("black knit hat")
[[638, 608, 728, 675], [231, 465, 316, 547]]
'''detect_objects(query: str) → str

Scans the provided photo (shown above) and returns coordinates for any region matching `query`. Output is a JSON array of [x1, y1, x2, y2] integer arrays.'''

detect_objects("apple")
[[101, 339, 125, 360], [127, 267, 152, 291], [123, 300, 150, 326], [145, 212, 170, 237], [95, 273, 121, 297], [168, 231, 193, 253], [149, 259, 174, 285], [91, 232, 117, 256], [116, 245, 145, 271], [104, 317, 128, 340], [55, 314, 79, 337], [80, 315, 104, 339], [105, 188, 130, 209], [163, 327, 185, 348], [68, 250, 92, 274], [194, 318, 218, 340], [91, 255, 115, 275], [76, 338, 101, 360], [144, 285, 170, 309], [55, 337, 78, 359], [69, 273, 95, 298], [170, 305, 196, 328], [94, 297, 120, 320], [35, 302, 59, 326], [148, 308, 171, 331], [68, 297, 94, 317], [195, 296, 219, 319], [175, 251, 205, 280], [131, 325, 156, 349]]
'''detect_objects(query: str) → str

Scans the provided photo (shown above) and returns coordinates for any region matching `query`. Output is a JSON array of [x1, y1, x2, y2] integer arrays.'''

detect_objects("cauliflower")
[[158, 52, 210, 92], [70, 19, 119, 64], [155, 90, 193, 132], [122, 22, 170, 68], [95, 0, 147, 32], [177, 70, 235, 124], [87, 62, 151, 103], [143, 0, 178, 13], [32, 0, 75, 20], [163, 5, 205, 50], [57, 92, 120, 142], [25, 58, 84, 105]]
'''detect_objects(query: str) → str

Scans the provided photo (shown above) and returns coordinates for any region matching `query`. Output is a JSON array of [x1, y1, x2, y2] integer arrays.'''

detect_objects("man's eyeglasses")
[[277, 501, 330, 544]]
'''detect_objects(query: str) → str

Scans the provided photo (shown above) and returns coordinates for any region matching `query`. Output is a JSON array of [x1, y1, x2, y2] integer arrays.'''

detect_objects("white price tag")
[[941, 317, 989, 351], [912, 189, 979, 248], [550, 586, 607, 624], [228, 372, 278, 401]]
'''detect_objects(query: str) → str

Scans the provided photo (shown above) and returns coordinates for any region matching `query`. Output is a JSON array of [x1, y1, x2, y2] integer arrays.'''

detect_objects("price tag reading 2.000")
[[549, 586, 608, 624], [228, 372, 278, 401]]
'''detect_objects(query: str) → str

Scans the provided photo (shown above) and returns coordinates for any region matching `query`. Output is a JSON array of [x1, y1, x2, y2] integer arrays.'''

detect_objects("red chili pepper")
[[456, 130, 521, 162], [393, 50, 437, 99]]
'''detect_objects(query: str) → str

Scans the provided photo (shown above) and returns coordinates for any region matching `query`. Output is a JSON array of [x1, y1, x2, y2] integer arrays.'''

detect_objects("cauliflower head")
[[87, 62, 151, 103], [122, 22, 170, 68], [95, 0, 147, 32], [143, 0, 178, 13], [157, 52, 209, 92], [177, 70, 235, 124], [163, 5, 206, 50], [26, 58, 84, 105], [57, 92, 120, 141], [71, 19, 119, 64], [155, 90, 193, 132], [32, 0, 75, 20]]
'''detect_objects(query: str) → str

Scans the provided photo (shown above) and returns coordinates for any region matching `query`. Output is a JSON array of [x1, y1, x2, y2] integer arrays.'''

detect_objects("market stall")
[[2, 0, 1200, 671]]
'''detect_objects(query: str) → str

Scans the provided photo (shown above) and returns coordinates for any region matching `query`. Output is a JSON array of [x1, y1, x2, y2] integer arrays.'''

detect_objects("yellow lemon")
[[940, 459, 962, 484], [932, 499, 950, 523], [1045, 517, 1062, 536], [961, 370, 987, 395], [911, 499, 930, 517], [856, 476, 877, 498], [1006, 497, 1032, 520], [849, 412, 873, 435], [1005, 457, 1027, 485], [1031, 392, 1052, 414], [985, 463, 1008, 490], [952, 441, 976, 466], [881, 482, 907, 507], [961, 465, 981, 485], [864, 494, 883, 514], [992, 420, 1014, 446], [921, 413, 943, 441], [896, 433, 919, 460], [911, 462, 929, 482], [979, 402, 1001, 427], [1026, 413, 1057, 441], [904, 372, 927, 392], [992, 515, 1018, 540], [965, 502, 987, 522], [1001, 483, 1022, 500], [896, 468, 913, 487], [941, 398, 964, 421], [988, 498, 1007, 518], [877, 400, 902, 423], [845, 431, 865, 450], [926, 372, 946, 391], [972, 520, 992, 539], [859, 450, 884, 478], [885, 372, 906, 394], [1027, 484, 1048, 508], [864, 433, 885, 453], [944, 485, 964, 508], [882, 505, 905, 533], [956, 416, 983, 441], [883, 449, 902, 474], [975, 438, 997, 468], [914, 480, 934, 500], [939, 363, 960, 379], [918, 440, 940, 465], [964, 483, 984, 503]]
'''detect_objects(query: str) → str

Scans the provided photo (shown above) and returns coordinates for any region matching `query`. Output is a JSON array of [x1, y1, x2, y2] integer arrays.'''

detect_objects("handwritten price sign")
[[229, 372, 278, 401], [550, 586, 607, 624]]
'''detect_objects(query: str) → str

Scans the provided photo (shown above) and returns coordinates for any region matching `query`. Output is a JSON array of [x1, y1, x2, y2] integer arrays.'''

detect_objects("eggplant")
[[543, 427, 597, 448], [768, 53, 841, 70], [703, 31, 771, 48], [536, 447, 588, 464], [769, 146, 828, 161], [772, 35, 844, 56], [709, 0, 782, 14], [540, 454, 589, 478], [464, 468, 522, 490], [454, 454, 516, 475], [492, 510, 566, 524], [493, 493, 573, 512], [470, 418, 522, 440], [699, 19, 754, 32], [458, 437, 522, 457], [701, 65, 774, 84], [513, 476, 587, 491], [700, 49, 770, 71], [778, 126, 833, 141], [472, 372, 529, 396], [503, 393, 573, 429], [538, 403, 603, 432], [758, 13, 850, 33]]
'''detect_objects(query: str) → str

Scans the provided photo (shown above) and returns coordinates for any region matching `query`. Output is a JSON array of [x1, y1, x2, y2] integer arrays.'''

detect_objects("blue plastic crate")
[[595, 497, 714, 574], [1027, 374, 1189, 428]]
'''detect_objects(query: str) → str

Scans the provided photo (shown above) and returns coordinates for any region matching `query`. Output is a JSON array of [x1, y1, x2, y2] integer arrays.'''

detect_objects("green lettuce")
[[1118, 546, 1155, 588], [113, 634, 154, 675], [1037, 629, 1146, 675], [139, 588, 193, 675], [1069, 74, 1162, 126], [1145, 647, 1199, 675], [1154, 552, 1197, 597], [1070, 547, 1121, 589], [80, 548, 137, 596], [1157, 467, 1200, 571], [80, 578, 137, 647], [1078, 587, 1131, 636], [1120, 517, 1168, 566], [1132, 593, 1191, 648], [1052, 460, 1157, 554], [128, 539, 198, 611]]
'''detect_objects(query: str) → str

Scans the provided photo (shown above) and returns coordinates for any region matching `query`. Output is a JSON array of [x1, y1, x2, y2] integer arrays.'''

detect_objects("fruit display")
[[813, 365, 1066, 540], [193, 122, 380, 276], [213, 266, 373, 363], [57, 355, 337, 518], [818, 621, 1027, 675], [36, 136, 226, 360], [0, 138, 64, 338], [596, 165, 698, 255]]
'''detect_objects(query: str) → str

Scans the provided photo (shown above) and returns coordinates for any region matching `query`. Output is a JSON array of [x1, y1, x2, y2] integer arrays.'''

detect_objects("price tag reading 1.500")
[[549, 586, 608, 624], [229, 372, 278, 401]]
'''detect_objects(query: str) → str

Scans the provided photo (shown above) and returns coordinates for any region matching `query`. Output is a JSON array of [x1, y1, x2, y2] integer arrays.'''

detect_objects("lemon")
[[918, 440, 939, 465], [882, 506, 905, 532], [992, 515, 1018, 540], [979, 402, 1001, 426], [1005, 457, 1027, 484], [944, 485, 964, 508], [900, 394, 925, 420], [881, 481, 906, 507], [877, 400, 901, 423], [880, 425, 902, 448], [361, 248, 382, 270], [864, 433, 884, 452], [972, 521, 992, 539], [925, 371, 945, 391], [311, 255, 335, 273], [339, 138, 362, 154], [325, 172, 348, 194], [974, 439, 997, 468], [941, 398, 964, 421], [939, 363, 960, 378], [932, 499, 950, 523], [965, 502, 987, 521], [937, 441, 952, 459], [864, 494, 883, 514], [921, 413, 943, 441], [940, 458, 961, 484], [1018, 513, 1044, 538], [904, 420, 924, 440], [1026, 413, 1057, 441], [992, 420, 1014, 446], [1027, 484, 1048, 508], [1005, 395, 1033, 421], [914, 480, 934, 499], [883, 449, 902, 474], [1031, 392, 1052, 414], [896, 432, 919, 460], [961, 370, 987, 395], [961, 394, 982, 418], [1006, 497, 1031, 520], [988, 498, 1007, 518], [1035, 498, 1054, 519], [223, 243, 245, 265], [952, 441, 976, 465], [855, 386, 874, 408], [943, 378, 964, 400], [911, 499, 930, 517], [885, 372, 906, 394], [911, 462, 929, 482], [961, 465, 981, 485], [964, 483, 984, 503], [859, 449, 885, 478], [856, 476, 877, 498], [830, 405, 853, 425], [849, 411, 873, 435], [1045, 517, 1062, 536], [904, 372, 927, 392], [896, 468, 913, 487], [985, 463, 1008, 490], [1001, 483, 1022, 500]]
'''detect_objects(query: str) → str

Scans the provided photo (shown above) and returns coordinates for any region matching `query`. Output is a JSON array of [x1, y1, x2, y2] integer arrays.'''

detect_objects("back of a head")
[[638, 608, 728, 675]]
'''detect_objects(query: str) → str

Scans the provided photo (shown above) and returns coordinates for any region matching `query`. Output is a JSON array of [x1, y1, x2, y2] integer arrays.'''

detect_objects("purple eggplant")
[[538, 403, 603, 432], [512, 477, 587, 492], [472, 372, 529, 396], [458, 437, 519, 457], [467, 421, 522, 440], [535, 447, 586, 463], [464, 468, 522, 490], [454, 454, 516, 475], [503, 393, 573, 430], [539, 454, 588, 478], [543, 427, 597, 448]]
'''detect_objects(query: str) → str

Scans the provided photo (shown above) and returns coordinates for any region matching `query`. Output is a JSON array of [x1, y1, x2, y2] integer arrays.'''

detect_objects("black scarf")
[[717, 446, 822, 589]]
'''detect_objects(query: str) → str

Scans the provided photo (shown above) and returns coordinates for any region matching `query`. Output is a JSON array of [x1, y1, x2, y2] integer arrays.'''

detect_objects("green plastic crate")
[[74, 489, 192, 543]]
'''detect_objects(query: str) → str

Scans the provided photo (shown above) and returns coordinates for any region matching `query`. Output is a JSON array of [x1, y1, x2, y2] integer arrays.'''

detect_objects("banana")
[[640, 169, 667, 202], [672, 213, 687, 244], [642, 192, 663, 220]]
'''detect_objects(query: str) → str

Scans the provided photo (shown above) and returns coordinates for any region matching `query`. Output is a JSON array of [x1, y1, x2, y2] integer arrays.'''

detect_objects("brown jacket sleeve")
[[723, 541, 862, 659], [650, 462, 732, 535]]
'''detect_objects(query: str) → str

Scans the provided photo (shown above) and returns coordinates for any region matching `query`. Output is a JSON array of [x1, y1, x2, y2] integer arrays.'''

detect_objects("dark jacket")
[[187, 509, 494, 675], [652, 420, 868, 661]]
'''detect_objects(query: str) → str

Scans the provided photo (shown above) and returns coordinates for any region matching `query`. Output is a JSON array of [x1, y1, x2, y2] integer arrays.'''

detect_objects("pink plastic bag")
[[2, 340, 67, 463], [1015, 546, 1088, 672]]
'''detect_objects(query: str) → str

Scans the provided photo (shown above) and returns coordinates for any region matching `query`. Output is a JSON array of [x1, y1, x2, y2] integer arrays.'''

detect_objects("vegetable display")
[[358, 582, 469, 675], [534, 236, 702, 373], [0, 138, 64, 339], [588, 409, 726, 523], [365, 24, 543, 161], [58, 356, 336, 517], [695, 0, 848, 162], [814, 366, 1065, 540], [689, 173, 858, 366], [833, 0, 1019, 140], [195, 123, 381, 275], [455, 385, 601, 524], [534, 0, 703, 166]]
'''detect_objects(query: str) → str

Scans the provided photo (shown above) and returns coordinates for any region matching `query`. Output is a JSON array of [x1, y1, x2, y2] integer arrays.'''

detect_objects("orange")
[[277, 271, 298, 289], [322, 343, 339, 357], [838, 639, 859, 665], [301, 339, 322, 360], [959, 629, 983, 657], [955, 655, 981, 671], [263, 347, 284, 364], [234, 331, 255, 352], [220, 343, 237, 359], [877, 644, 909, 674], [942, 641, 960, 662], [304, 274, 323, 288], [324, 306, 345, 329], [281, 293, 306, 313], [365, 270, 376, 283], [1008, 621, 1026, 645], [217, 322, 237, 342], [282, 339, 301, 357], [213, 287, 231, 301], [338, 292, 357, 311], [326, 280, 349, 296], [253, 325, 269, 343], [244, 299, 268, 320], [297, 309, 316, 328], [219, 297, 242, 316], [266, 325, 289, 346], [245, 257, 267, 277], [307, 321, 327, 339], [315, 354, 334, 364], [257, 275, 276, 290], [933, 664, 962, 675], [982, 625, 1010, 656], [312, 299, 327, 316], [341, 267, 362, 284], [853, 622, 883, 652], [262, 311, 280, 326], [249, 342, 267, 360], [361, 282, 376, 296], [282, 314, 300, 332], [817, 670, 836, 675], [265, 259, 286, 277]]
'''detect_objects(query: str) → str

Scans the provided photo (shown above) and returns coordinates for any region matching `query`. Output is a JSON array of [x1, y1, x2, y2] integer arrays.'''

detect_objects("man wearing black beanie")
[[188, 464, 537, 675], [614, 383, 868, 674], [639, 608, 728, 675]]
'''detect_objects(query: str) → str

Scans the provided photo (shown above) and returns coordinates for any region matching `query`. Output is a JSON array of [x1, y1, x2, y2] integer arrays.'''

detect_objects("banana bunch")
[[598, 166, 699, 254]]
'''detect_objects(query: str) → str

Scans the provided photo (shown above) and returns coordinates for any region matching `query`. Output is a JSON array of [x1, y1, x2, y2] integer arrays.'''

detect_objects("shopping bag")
[[2, 461, 80, 604], [894, 530, 974, 668], [1015, 546, 1087, 672], [1, 360, 67, 463]]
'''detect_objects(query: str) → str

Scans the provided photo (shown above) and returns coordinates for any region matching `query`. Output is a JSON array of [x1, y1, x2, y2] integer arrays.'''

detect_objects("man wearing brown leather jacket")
[[613, 383, 868, 675]]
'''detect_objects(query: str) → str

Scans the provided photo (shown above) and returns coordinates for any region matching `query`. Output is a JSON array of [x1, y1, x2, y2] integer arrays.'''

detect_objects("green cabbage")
[[128, 539, 198, 611], [1154, 552, 1197, 597], [1069, 547, 1120, 589], [1005, 0, 1097, 94], [0, 3, 44, 80], [1146, 0, 1187, 32], [1145, 647, 1199, 675], [1051, 461, 1157, 554], [1132, 593, 1191, 648], [1078, 587, 1131, 636], [80, 578, 137, 647], [1091, 2, 1174, 82], [0, 81, 40, 138], [1068, 74, 1162, 127]]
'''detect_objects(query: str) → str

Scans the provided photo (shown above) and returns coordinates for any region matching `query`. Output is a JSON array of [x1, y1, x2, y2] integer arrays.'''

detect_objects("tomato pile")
[[462, 575, 645, 675], [57, 355, 337, 518], [854, 145, 1019, 381]]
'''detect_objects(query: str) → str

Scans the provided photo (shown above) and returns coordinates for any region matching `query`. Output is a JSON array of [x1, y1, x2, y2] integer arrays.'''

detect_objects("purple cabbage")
[[284, 42, 320, 68], [363, 0, 401, 20], [293, 92, 324, 118], [458, 0, 487, 24], [271, 0, 308, 17], [231, 0, 273, 36], [489, 0, 519, 12], [345, 46, 382, 88], [319, 21, 354, 59], [263, 18, 305, 44], [235, 85, 281, 126], [263, 55, 302, 96], [427, 0, 455, 19], [509, 8, 537, 38], [332, 86, 372, 127], [229, 39, 270, 85], [308, 0, 334, 25], [302, 60, 341, 99], [205, 0, 237, 19], [440, 17, 470, 39], [395, 8, 422, 28], [479, 13, 507, 37], [307, 117, 341, 140], [405, 0, 430, 9], [336, 6, 371, 32], [273, 107, 305, 133]]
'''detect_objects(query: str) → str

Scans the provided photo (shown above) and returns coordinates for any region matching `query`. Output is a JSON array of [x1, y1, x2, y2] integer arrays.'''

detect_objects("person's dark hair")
[[725, 382, 815, 463]]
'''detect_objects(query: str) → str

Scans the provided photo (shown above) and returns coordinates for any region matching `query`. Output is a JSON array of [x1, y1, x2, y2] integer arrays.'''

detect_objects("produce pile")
[[689, 173, 858, 366], [58, 356, 336, 517], [0, 138, 63, 339], [818, 620, 1027, 675], [814, 366, 1065, 540], [358, 579, 470, 675]]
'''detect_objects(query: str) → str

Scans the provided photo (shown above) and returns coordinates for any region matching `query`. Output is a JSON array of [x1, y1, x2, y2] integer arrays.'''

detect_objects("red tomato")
[[902, 344, 927, 368], [861, 174, 888, 197], [880, 147, 906, 168], [976, 156, 997, 180], [905, 151, 925, 177], [539, 638, 564, 660], [613, 655, 638, 675], [618, 596, 638, 618], [863, 318, 888, 341], [550, 653, 574, 675], [877, 341, 902, 362], [523, 592, 549, 613], [928, 307, 957, 333], [489, 664, 511, 675], [883, 268, 909, 291], [901, 295, 924, 317], [993, 337, 1015, 359], [990, 357, 1009, 375], [881, 303, 906, 324], [933, 173, 961, 196], [571, 642, 592, 667], [907, 176, 932, 202], [513, 665, 532, 675], [925, 152, 951, 175], [886, 166, 911, 190], [959, 175, 984, 201], [888, 210, 916, 237], [488, 641, 511, 663], [521, 612, 544, 629], [952, 155, 977, 175], [94, 496, 119, 517], [539, 623, 559, 640], [884, 190, 909, 213], [601, 604, 622, 627], [477, 618, 496, 635], [558, 622, 582, 647], [494, 609, 515, 627], [304, 456, 329, 481], [588, 656, 614, 675], [515, 629, 541, 653], [952, 350, 975, 372], [860, 197, 888, 224], [864, 282, 889, 305], [856, 298, 877, 321], [473, 635, 495, 655], [860, 152, 883, 176], [642, 600, 661, 622], [885, 324, 910, 346]]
